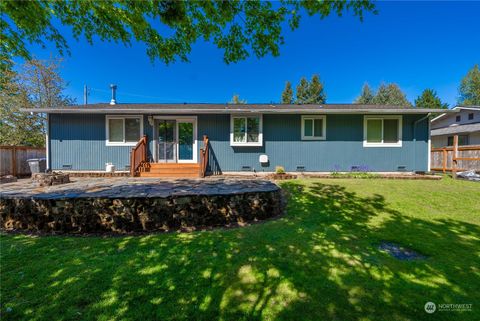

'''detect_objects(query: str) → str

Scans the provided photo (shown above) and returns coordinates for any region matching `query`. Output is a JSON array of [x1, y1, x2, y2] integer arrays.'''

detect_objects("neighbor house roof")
[[21, 103, 458, 114], [431, 123, 480, 136], [431, 106, 480, 122]]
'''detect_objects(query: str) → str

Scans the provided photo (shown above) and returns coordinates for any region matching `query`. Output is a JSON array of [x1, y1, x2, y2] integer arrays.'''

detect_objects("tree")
[[458, 64, 480, 106], [306, 74, 327, 104], [0, 1, 376, 71], [415, 89, 448, 109], [295, 77, 310, 104], [354, 82, 412, 106], [372, 83, 412, 106], [355, 83, 374, 104], [281, 81, 294, 104], [0, 58, 75, 146], [286, 74, 327, 104], [230, 94, 247, 104]]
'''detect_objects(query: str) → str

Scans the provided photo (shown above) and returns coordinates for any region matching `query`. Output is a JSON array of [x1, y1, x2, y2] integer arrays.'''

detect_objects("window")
[[447, 135, 469, 146], [106, 116, 143, 146], [230, 115, 262, 146], [468, 113, 474, 120], [363, 116, 402, 147], [456, 115, 461, 122], [301, 116, 326, 140]]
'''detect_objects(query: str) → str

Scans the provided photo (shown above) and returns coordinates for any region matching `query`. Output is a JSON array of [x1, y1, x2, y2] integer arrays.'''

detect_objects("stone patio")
[[0, 177, 284, 234]]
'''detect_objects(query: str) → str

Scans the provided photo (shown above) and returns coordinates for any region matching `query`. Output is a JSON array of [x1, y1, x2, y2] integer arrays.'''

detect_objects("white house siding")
[[431, 107, 480, 147], [431, 108, 480, 129]]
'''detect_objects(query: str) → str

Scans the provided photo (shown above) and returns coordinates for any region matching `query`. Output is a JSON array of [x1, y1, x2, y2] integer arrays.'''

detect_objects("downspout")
[[45, 113, 51, 172], [413, 113, 431, 172]]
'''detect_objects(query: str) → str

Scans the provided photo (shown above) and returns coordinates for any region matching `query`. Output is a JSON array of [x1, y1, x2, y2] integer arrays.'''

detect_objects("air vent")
[[296, 166, 306, 172], [62, 164, 72, 170], [241, 166, 252, 171], [397, 165, 407, 172]]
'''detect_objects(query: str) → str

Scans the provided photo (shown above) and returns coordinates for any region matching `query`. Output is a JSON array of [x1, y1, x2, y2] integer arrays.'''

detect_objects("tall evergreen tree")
[[458, 64, 480, 106], [355, 83, 374, 104], [372, 83, 412, 106], [415, 89, 448, 109], [281, 81, 294, 104], [295, 77, 310, 104], [306, 74, 327, 104]]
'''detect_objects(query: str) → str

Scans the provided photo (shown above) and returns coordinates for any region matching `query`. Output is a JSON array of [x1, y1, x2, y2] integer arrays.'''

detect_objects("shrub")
[[275, 166, 286, 174]]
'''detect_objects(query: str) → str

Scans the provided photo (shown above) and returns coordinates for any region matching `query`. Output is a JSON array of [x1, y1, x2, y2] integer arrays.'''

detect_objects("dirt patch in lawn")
[[378, 242, 427, 260]]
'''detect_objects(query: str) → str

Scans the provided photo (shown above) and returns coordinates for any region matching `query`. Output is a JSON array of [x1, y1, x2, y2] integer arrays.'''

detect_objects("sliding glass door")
[[177, 121, 195, 162], [156, 118, 197, 163], [158, 120, 176, 163]]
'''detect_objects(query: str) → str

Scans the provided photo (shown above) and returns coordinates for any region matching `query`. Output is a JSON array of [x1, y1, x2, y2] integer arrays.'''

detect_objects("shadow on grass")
[[1, 181, 479, 321]]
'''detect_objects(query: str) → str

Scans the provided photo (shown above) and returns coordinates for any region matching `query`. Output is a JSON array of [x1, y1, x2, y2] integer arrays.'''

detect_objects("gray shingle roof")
[[21, 103, 457, 114], [431, 123, 480, 136]]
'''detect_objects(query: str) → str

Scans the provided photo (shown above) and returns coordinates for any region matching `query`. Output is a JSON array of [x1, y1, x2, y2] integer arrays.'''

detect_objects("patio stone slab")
[[0, 177, 280, 200], [0, 177, 285, 234]]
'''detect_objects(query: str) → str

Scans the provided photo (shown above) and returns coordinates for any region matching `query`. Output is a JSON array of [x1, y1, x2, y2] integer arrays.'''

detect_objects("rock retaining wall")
[[0, 190, 284, 234]]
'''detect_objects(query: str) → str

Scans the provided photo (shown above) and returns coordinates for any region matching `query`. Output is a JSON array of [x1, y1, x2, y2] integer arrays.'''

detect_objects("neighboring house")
[[431, 106, 480, 148], [25, 103, 451, 176]]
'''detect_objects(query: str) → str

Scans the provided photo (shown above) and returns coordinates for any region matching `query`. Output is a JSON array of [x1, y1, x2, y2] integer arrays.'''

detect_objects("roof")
[[431, 106, 480, 123], [21, 103, 458, 114], [431, 123, 480, 136]]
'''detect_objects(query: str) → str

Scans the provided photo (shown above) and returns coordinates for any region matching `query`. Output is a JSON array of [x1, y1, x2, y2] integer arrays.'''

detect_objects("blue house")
[[27, 102, 447, 177]]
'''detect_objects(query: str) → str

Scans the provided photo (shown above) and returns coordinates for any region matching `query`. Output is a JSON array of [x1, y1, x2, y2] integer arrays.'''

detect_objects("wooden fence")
[[431, 136, 480, 175], [0, 146, 46, 177]]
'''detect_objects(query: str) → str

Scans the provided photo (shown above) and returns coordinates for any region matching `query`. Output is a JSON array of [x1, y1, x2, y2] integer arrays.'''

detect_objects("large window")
[[301, 116, 326, 140], [106, 116, 143, 146], [363, 116, 402, 147], [230, 115, 262, 146]]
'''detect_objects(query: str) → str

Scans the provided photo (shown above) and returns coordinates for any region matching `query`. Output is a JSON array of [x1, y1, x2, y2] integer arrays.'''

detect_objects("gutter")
[[413, 113, 431, 172], [20, 108, 459, 114]]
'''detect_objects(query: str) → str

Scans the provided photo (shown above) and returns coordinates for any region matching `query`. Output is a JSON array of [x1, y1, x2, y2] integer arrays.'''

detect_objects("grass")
[[1, 177, 479, 321]]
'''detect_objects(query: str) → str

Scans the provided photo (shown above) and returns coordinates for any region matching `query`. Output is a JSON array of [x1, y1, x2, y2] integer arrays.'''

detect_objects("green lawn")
[[1, 178, 479, 321]]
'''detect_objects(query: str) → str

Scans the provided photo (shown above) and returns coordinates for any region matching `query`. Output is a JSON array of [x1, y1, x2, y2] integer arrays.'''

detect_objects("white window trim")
[[106, 115, 144, 146], [230, 114, 263, 147], [363, 115, 402, 147], [301, 115, 326, 140]]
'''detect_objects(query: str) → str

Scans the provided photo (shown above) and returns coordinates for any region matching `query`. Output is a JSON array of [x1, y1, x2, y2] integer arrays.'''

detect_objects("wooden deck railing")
[[199, 135, 209, 178], [130, 135, 147, 176], [431, 135, 480, 176]]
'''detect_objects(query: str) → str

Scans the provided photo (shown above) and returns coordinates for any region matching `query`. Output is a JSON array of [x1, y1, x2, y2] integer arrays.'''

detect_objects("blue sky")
[[20, 1, 480, 106]]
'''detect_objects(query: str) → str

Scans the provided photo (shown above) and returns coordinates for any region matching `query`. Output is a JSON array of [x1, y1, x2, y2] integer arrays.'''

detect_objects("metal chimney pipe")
[[110, 84, 117, 105], [84, 85, 88, 105]]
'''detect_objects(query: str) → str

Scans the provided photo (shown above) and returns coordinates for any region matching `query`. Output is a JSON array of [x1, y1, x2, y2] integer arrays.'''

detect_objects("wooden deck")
[[130, 135, 208, 178], [138, 163, 201, 178]]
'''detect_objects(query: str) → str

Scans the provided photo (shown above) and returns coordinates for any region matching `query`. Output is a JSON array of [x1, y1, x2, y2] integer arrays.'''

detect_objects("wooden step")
[[148, 163, 200, 168], [137, 162, 202, 178], [145, 168, 200, 174], [139, 172, 200, 178]]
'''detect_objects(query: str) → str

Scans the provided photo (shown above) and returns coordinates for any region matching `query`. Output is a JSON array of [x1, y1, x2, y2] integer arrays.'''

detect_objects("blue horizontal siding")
[[198, 114, 429, 173], [50, 114, 152, 171], [49, 113, 429, 172]]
